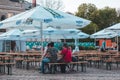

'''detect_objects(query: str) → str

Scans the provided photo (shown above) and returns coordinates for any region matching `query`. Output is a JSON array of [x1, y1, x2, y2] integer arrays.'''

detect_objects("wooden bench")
[[0, 62, 15, 75], [15, 58, 24, 68], [0, 62, 4, 74], [48, 61, 87, 74], [104, 58, 116, 70], [91, 57, 101, 68], [23, 58, 41, 70], [4, 63, 15, 75]]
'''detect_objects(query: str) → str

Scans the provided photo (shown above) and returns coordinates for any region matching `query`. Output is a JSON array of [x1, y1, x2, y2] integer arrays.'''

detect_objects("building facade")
[[0, 0, 31, 32]]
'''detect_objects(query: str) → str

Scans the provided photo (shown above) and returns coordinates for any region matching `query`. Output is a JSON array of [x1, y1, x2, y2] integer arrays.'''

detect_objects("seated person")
[[58, 43, 72, 73], [41, 42, 58, 73]]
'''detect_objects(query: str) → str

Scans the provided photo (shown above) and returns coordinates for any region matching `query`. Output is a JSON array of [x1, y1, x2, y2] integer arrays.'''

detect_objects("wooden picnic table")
[[0, 55, 15, 75]]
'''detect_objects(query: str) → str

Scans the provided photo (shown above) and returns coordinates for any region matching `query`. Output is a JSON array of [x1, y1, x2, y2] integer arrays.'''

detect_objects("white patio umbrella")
[[0, 29, 26, 52], [106, 23, 120, 52], [22, 28, 88, 51], [65, 32, 89, 39], [106, 23, 120, 40], [0, 29, 25, 40], [64, 32, 89, 51], [90, 29, 118, 49], [22, 27, 80, 41], [0, 6, 91, 52], [0, 6, 91, 29], [106, 23, 120, 31], [90, 29, 117, 39]]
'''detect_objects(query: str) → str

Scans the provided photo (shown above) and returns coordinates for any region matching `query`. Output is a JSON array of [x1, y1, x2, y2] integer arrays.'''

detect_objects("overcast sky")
[[26, 0, 120, 13]]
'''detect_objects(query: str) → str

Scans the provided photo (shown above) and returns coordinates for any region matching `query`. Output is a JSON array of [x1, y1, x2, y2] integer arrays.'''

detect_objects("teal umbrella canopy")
[[0, 6, 91, 29]]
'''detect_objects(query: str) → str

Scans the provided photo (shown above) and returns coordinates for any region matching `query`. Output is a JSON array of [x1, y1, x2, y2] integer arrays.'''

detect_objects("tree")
[[80, 22, 99, 35], [76, 3, 118, 31], [39, 0, 64, 10], [76, 3, 97, 20], [116, 8, 120, 22], [89, 7, 118, 30], [75, 3, 99, 35], [98, 7, 118, 29]]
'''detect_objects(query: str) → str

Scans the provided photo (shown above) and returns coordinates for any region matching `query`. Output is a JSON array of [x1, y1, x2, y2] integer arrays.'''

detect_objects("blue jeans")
[[41, 57, 50, 73]]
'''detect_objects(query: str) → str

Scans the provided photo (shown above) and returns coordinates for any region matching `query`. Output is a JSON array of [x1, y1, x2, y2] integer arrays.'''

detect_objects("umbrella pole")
[[19, 40, 21, 53], [5, 40, 6, 52], [117, 35, 119, 54], [10, 40, 11, 52], [74, 38, 76, 51], [40, 22, 43, 54], [94, 38, 96, 47], [74, 38, 79, 51], [49, 34, 51, 42], [62, 34, 66, 42]]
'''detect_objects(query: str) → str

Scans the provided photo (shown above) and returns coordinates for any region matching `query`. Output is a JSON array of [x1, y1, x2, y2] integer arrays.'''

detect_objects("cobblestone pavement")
[[0, 67, 120, 80]]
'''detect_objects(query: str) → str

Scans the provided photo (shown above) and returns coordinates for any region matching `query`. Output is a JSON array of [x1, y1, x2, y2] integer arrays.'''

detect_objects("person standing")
[[101, 39, 106, 52]]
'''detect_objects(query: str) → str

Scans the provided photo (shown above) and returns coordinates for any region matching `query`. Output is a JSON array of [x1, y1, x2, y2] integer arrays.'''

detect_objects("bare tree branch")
[[39, 0, 64, 10], [117, 8, 120, 17]]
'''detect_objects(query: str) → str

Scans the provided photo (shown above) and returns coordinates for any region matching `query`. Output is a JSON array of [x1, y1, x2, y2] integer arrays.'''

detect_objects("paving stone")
[[0, 67, 120, 80]]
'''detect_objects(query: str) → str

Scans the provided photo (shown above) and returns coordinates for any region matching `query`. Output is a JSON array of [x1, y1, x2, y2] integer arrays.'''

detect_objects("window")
[[1, 15, 6, 21], [0, 29, 6, 32], [9, 0, 19, 2]]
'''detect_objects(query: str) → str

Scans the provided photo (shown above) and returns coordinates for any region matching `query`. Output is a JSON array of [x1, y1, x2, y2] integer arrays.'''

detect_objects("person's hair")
[[50, 42, 54, 47], [63, 43, 68, 48], [104, 38, 106, 40], [47, 43, 51, 47]]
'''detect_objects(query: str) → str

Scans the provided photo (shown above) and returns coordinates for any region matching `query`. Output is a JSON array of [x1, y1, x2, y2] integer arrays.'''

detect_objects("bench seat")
[[48, 61, 87, 73]]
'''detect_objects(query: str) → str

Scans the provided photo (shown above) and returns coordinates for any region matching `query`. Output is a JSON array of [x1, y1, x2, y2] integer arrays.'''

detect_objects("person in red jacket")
[[59, 43, 72, 73], [61, 43, 72, 62]]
